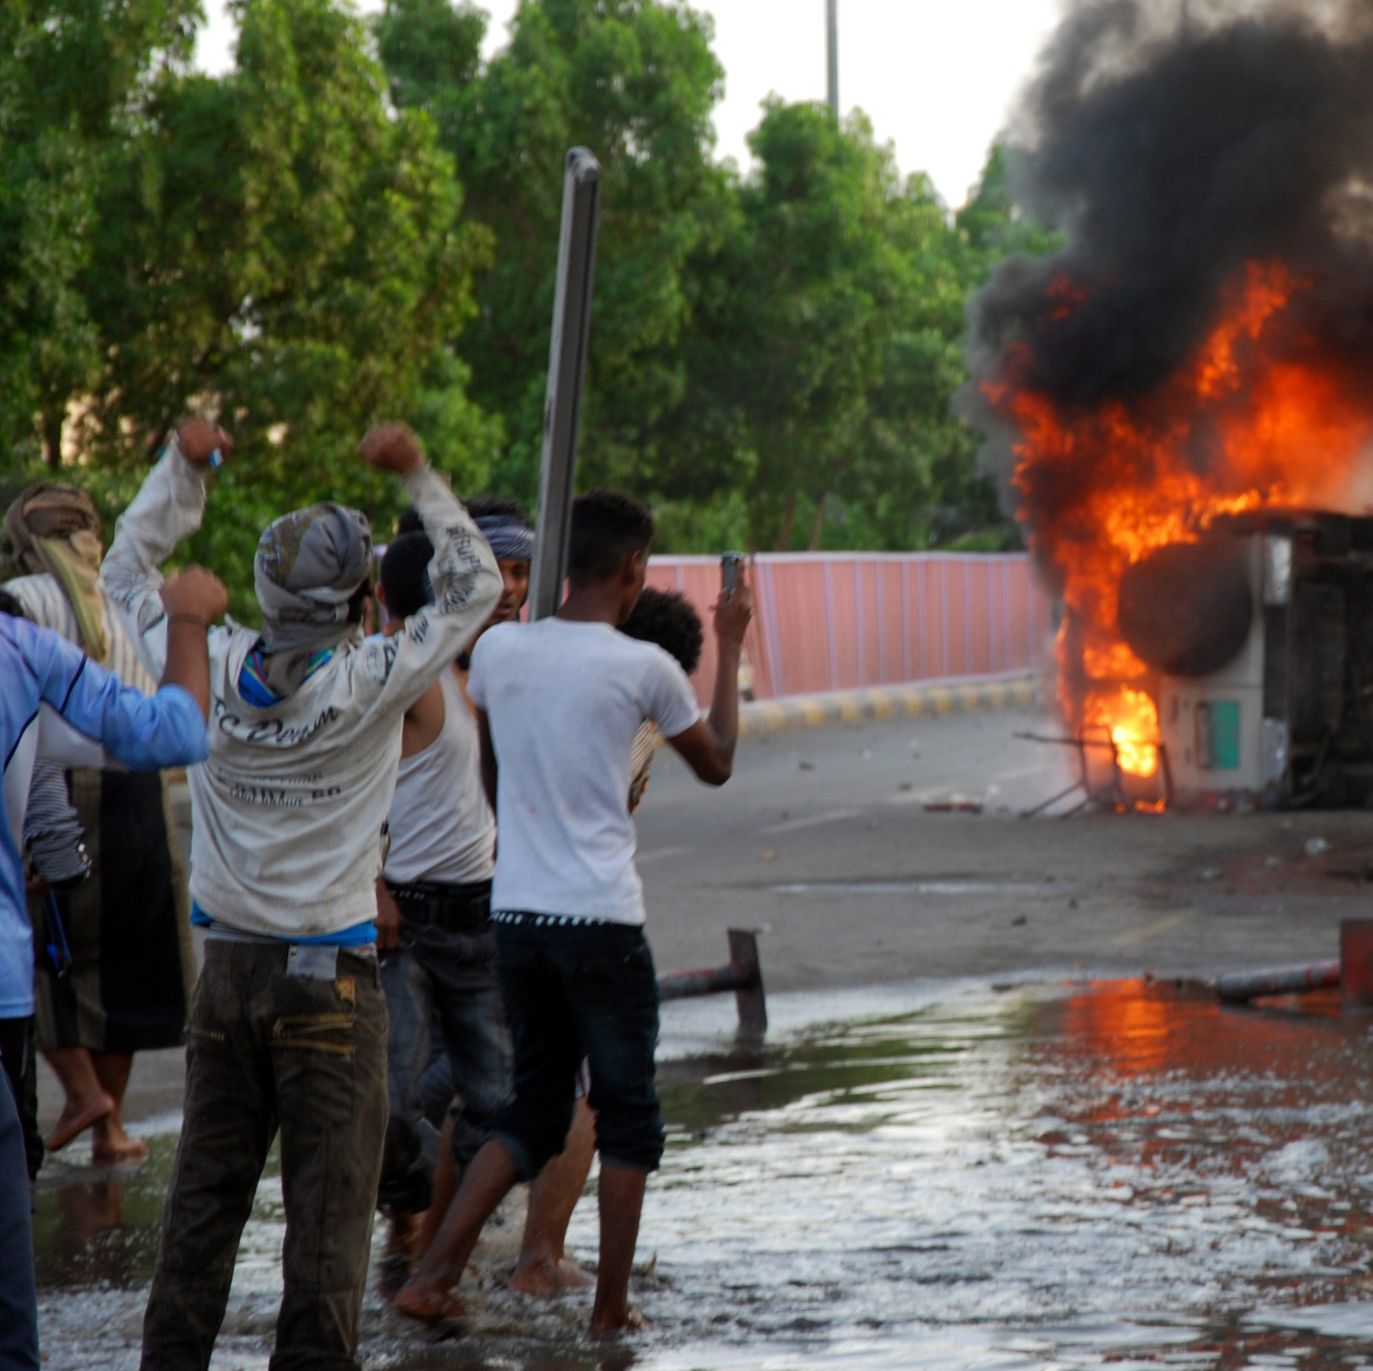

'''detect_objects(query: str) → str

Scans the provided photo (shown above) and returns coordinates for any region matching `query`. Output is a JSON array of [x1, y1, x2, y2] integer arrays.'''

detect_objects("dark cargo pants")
[[140, 939, 387, 1371]]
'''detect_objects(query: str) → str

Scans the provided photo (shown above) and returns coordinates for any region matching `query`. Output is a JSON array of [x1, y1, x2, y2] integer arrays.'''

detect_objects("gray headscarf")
[[473, 514, 534, 563], [253, 502, 373, 695]]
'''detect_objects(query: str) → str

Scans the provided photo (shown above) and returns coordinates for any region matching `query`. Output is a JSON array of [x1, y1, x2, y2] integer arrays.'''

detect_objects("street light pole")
[[826, 0, 838, 115]]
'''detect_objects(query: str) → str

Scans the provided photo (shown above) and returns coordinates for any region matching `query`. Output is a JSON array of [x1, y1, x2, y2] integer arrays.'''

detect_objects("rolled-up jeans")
[[490, 915, 663, 1179], [140, 938, 387, 1371]]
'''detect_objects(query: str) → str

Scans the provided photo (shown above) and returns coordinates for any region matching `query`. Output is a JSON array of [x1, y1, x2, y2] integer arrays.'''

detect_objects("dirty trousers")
[[140, 940, 387, 1371]]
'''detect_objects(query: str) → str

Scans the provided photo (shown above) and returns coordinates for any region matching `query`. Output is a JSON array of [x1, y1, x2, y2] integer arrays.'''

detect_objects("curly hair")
[[620, 588, 703, 675]]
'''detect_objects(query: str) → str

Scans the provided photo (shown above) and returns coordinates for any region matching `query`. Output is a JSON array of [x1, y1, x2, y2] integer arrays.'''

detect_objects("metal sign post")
[[528, 147, 602, 621]]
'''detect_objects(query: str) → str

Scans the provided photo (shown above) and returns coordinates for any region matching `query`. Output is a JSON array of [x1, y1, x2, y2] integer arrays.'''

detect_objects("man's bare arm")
[[159, 567, 230, 719], [477, 707, 498, 814], [666, 581, 754, 786], [375, 878, 401, 953]]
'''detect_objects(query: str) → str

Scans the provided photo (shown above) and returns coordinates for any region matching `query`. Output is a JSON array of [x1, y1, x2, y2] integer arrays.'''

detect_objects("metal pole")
[[656, 929, 767, 1035], [826, 0, 838, 115], [1216, 960, 1340, 1005], [528, 147, 602, 621]]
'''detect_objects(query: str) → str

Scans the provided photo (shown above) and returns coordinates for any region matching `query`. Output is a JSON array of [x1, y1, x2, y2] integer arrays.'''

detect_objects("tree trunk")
[[773, 489, 797, 551], [41, 409, 64, 469], [807, 492, 829, 551]]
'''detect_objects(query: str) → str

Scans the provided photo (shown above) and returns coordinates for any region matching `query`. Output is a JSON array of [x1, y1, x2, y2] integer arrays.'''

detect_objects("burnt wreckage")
[[1117, 513, 1373, 807]]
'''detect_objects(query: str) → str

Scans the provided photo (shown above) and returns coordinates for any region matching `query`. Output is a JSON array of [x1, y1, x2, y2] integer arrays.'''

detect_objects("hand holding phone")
[[721, 551, 743, 596]]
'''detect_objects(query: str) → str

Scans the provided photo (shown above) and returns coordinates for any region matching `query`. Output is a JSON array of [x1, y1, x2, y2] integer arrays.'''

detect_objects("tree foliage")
[[1, 0, 1054, 615], [379, 0, 732, 499]]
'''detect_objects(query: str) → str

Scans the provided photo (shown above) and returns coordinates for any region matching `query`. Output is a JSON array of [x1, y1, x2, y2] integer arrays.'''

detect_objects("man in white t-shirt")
[[395, 488, 752, 1336]]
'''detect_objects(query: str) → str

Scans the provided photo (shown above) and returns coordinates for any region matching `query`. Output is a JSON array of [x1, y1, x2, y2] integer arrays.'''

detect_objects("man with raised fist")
[[101, 418, 501, 1371]]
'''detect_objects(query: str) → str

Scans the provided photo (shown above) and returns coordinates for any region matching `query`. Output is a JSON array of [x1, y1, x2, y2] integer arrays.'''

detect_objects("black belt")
[[386, 880, 492, 932]]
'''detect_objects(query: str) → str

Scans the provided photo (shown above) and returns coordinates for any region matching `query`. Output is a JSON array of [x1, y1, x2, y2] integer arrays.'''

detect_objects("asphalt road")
[[635, 704, 1373, 989]]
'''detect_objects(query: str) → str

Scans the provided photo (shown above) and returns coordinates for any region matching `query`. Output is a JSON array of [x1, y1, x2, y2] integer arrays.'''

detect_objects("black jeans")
[[140, 939, 387, 1371], [377, 886, 511, 1212], [0, 1043, 38, 1370], [0, 1016, 41, 1186], [492, 918, 663, 1179]]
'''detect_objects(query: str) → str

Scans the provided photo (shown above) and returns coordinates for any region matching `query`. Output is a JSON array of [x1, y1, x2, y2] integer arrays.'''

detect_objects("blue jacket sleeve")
[[29, 619, 209, 771]]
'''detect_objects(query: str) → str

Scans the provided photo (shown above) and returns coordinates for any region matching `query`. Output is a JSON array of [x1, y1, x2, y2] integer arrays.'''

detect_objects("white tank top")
[[383, 668, 496, 885]]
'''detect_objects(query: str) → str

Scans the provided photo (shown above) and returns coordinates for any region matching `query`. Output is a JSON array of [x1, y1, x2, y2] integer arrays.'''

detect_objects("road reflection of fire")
[[983, 264, 1373, 794], [1058, 976, 1349, 1074], [1044, 979, 1361, 1179]]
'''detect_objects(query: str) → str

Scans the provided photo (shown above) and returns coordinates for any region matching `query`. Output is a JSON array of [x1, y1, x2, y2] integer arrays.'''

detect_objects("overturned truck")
[[1118, 512, 1373, 807]]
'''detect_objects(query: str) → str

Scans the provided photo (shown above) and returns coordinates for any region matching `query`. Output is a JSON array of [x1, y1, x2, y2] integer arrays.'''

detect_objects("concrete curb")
[[738, 672, 1042, 738]]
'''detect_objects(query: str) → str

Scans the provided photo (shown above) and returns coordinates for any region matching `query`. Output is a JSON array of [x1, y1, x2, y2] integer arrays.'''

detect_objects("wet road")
[[35, 978, 1373, 1369], [33, 708, 1373, 1367]]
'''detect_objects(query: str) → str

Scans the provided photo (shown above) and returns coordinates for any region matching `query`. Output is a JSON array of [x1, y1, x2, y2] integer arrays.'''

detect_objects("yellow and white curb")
[[739, 672, 1041, 738]]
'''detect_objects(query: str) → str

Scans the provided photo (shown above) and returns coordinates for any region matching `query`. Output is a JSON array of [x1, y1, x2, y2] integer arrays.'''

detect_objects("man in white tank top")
[[373, 502, 534, 1271]]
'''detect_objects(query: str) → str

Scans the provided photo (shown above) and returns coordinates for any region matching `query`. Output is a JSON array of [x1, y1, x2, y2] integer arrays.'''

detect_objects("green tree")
[[0, 1, 200, 465], [682, 103, 904, 549], [0, 1, 499, 619], [836, 160, 1027, 553], [377, 0, 731, 501], [677, 123, 1034, 554], [955, 142, 1061, 266], [72, 0, 496, 612]]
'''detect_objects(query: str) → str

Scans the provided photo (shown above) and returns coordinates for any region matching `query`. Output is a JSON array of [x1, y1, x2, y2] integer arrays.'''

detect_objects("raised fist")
[[360, 423, 425, 476], [161, 566, 229, 625], [176, 417, 233, 469]]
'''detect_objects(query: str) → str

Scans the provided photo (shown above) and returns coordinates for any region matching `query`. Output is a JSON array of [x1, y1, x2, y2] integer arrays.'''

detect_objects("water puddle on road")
[[33, 979, 1373, 1370]]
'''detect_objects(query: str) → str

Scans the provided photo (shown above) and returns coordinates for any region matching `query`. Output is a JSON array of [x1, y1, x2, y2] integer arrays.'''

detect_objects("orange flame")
[[988, 261, 1373, 786], [1084, 685, 1161, 779]]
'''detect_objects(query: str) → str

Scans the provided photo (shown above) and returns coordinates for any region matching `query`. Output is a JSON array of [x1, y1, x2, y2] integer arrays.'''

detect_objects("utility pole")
[[826, 0, 838, 116]]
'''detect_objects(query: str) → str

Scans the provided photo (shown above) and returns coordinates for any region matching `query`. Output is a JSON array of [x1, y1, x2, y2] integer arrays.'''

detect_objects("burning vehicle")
[[967, 0, 1373, 809]]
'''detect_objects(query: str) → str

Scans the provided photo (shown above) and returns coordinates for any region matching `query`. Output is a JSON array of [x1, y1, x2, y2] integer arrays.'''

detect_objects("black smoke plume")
[[965, 0, 1373, 509]]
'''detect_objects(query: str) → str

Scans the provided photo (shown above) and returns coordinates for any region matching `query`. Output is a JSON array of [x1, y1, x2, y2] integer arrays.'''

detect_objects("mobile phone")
[[721, 552, 743, 595]]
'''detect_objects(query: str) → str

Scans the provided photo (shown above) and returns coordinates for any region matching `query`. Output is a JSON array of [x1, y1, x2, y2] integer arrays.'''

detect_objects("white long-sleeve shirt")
[[100, 443, 502, 938]]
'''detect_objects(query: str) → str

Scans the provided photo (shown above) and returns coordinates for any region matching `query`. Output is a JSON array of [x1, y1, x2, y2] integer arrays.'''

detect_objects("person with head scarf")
[[97, 418, 500, 1371], [2, 482, 197, 1163]]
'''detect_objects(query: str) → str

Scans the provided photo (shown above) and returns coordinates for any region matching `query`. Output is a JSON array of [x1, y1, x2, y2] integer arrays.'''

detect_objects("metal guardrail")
[[1217, 919, 1373, 1006], [1216, 960, 1340, 1004], [657, 929, 766, 1035]]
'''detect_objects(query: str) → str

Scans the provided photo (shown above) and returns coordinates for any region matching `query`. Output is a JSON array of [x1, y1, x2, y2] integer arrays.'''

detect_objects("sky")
[[198, 0, 1065, 208]]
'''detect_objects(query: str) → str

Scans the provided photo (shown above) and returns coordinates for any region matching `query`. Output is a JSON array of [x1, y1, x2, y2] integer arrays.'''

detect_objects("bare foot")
[[589, 1305, 648, 1337], [392, 1279, 466, 1327], [45, 1092, 115, 1152], [508, 1255, 595, 1295], [90, 1115, 148, 1164]]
